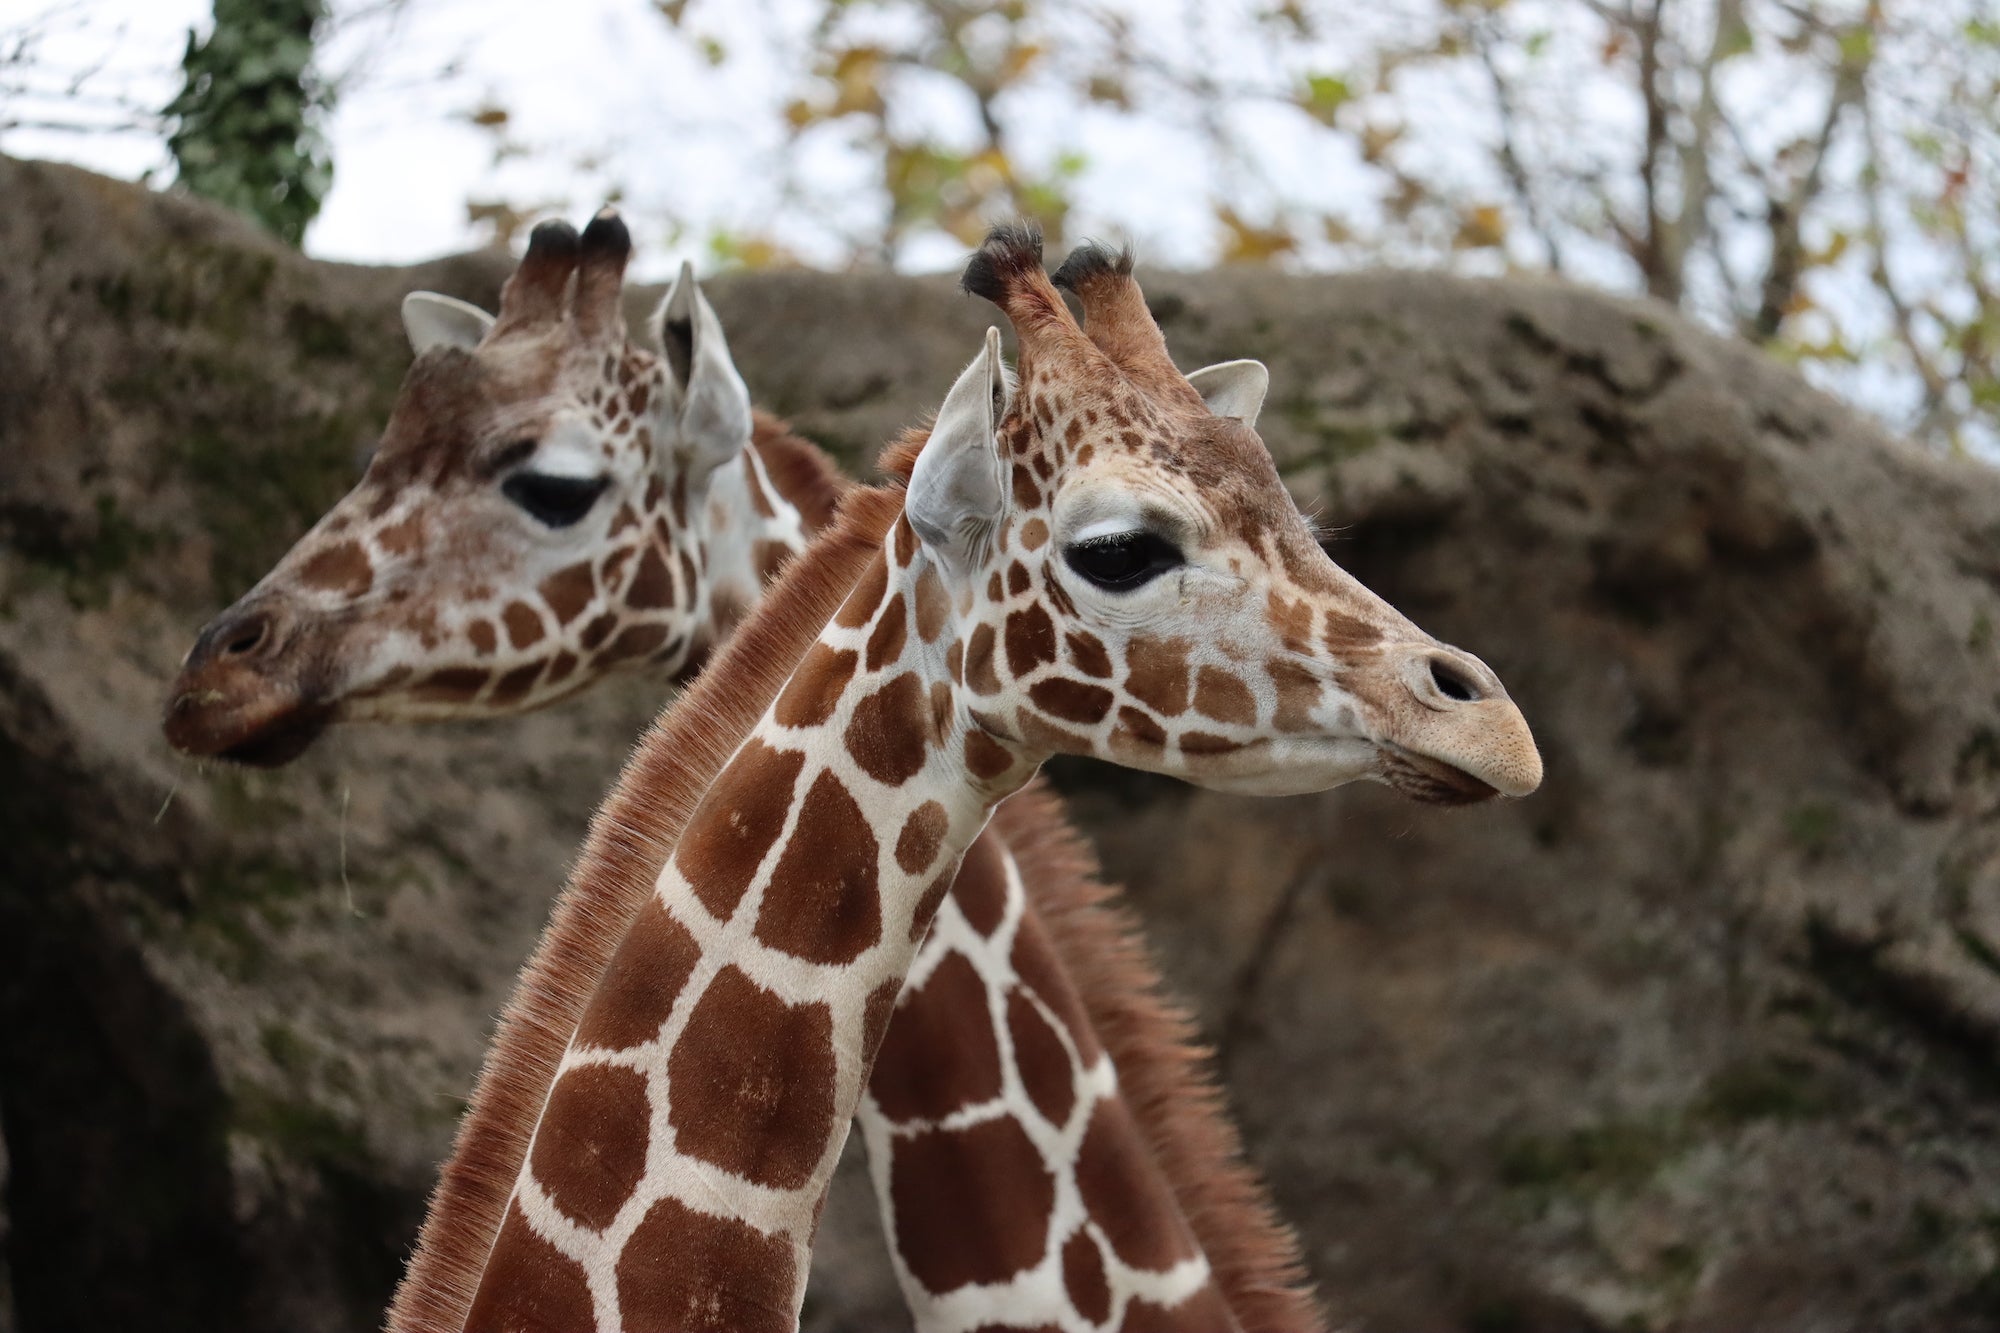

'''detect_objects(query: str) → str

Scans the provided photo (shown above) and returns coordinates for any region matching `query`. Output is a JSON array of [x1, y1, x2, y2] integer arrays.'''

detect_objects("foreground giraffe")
[[168, 215, 1346, 1330], [172, 213, 1536, 1320], [377, 224, 1537, 1328]]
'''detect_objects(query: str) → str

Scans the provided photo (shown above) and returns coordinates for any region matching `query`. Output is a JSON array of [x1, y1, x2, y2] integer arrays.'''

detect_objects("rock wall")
[[2, 155, 1998, 1332]]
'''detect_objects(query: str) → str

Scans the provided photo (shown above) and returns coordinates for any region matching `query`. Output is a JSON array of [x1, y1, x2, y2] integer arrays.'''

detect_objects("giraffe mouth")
[[1379, 747, 1501, 806], [162, 686, 336, 768]]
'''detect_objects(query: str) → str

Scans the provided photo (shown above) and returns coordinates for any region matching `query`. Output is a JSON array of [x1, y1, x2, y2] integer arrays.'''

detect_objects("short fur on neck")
[[387, 428, 1320, 1332]]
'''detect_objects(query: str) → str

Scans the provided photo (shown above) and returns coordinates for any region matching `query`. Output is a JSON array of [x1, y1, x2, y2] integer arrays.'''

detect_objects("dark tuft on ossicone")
[[524, 219, 581, 260], [961, 221, 1046, 303], [1051, 240, 1134, 293], [579, 208, 631, 260]]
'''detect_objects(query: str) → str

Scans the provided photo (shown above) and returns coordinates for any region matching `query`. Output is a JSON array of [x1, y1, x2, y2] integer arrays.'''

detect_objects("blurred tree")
[[641, 0, 1999, 454], [0, 3, 164, 141], [164, 0, 333, 247]]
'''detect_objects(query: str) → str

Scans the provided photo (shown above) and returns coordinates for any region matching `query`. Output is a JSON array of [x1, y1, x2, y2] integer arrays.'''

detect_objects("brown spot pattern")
[[667, 965, 835, 1190], [835, 555, 888, 629], [377, 512, 424, 556], [774, 645, 858, 729], [575, 895, 700, 1050], [1029, 678, 1114, 725], [675, 740, 803, 919], [1323, 607, 1384, 651], [1268, 659, 1322, 732], [604, 621, 670, 663], [539, 562, 595, 626], [616, 1194, 797, 1333], [866, 594, 908, 671], [1010, 911, 1100, 1063], [1193, 665, 1256, 726], [1125, 637, 1191, 715], [1006, 989, 1075, 1127], [1062, 1230, 1112, 1326], [755, 771, 881, 965], [964, 623, 1001, 695], [1065, 630, 1113, 679], [580, 610, 619, 652], [912, 567, 949, 642], [298, 542, 372, 597], [895, 801, 949, 874], [952, 833, 1010, 936], [530, 1064, 650, 1231], [891, 1118, 1055, 1294], [1019, 517, 1049, 550], [1076, 1098, 1199, 1271], [845, 671, 930, 786], [490, 660, 544, 707], [627, 545, 674, 610], [868, 952, 1001, 1124], [463, 1202, 595, 1332], [501, 600, 544, 650], [467, 620, 497, 656], [965, 730, 1015, 781], [413, 666, 488, 702], [1004, 604, 1057, 677]]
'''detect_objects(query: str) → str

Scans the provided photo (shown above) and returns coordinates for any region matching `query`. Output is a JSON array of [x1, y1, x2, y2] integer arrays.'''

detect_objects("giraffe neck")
[[462, 526, 1035, 1330], [860, 823, 1243, 1332]]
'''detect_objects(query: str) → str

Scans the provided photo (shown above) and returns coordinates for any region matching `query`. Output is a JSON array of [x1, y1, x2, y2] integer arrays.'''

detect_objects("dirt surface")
[[3, 155, 1998, 1332]]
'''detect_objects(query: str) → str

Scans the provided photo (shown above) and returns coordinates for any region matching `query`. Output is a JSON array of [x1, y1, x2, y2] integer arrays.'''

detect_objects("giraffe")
[[380, 223, 1540, 1332], [164, 210, 834, 766], [168, 214, 1331, 1330]]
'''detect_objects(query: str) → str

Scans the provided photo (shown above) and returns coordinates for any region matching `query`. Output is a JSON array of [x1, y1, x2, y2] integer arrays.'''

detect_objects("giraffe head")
[[909, 225, 1541, 802], [164, 210, 805, 765]]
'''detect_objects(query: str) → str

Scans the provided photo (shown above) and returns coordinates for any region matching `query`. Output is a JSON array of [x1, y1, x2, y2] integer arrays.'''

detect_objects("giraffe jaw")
[[162, 684, 336, 767], [1377, 745, 1503, 806]]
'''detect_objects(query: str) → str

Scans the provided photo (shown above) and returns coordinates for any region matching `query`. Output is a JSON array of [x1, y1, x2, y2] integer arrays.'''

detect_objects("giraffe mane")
[[385, 466, 908, 1333], [749, 409, 846, 532]]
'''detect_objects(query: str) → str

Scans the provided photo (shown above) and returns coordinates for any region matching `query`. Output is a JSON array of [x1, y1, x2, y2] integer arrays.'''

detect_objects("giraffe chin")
[[1379, 748, 1502, 807], [162, 690, 337, 768]]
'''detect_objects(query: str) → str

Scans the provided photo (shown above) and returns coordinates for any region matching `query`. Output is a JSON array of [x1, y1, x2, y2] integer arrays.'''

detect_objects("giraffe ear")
[[652, 260, 752, 482], [401, 292, 495, 354], [908, 326, 1010, 564], [1185, 358, 1269, 426]]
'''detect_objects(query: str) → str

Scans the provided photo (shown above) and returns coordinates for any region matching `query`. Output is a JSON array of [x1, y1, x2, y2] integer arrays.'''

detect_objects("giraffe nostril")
[[222, 617, 270, 659], [1429, 657, 1480, 703]]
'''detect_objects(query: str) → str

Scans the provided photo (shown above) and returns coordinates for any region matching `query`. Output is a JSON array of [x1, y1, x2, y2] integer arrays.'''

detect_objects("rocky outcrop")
[[2, 154, 1997, 1332]]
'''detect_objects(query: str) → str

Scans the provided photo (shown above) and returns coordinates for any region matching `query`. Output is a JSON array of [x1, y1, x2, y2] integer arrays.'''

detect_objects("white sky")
[[2, 0, 1990, 453]]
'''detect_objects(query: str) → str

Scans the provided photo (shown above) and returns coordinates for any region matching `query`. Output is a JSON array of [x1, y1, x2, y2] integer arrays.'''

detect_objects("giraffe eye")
[[503, 472, 610, 528], [1063, 530, 1182, 591]]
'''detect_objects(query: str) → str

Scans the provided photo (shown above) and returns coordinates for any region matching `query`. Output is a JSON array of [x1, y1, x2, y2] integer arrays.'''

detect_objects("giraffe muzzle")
[[1376, 645, 1542, 803], [163, 599, 337, 765]]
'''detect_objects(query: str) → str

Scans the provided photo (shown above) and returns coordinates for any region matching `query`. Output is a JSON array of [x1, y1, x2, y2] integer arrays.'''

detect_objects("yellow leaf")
[[1454, 204, 1507, 249], [1217, 205, 1295, 264], [1001, 42, 1044, 85]]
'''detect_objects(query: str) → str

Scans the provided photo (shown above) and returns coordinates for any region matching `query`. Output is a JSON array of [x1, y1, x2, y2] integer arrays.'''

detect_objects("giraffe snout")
[[1379, 644, 1542, 802], [164, 597, 335, 766]]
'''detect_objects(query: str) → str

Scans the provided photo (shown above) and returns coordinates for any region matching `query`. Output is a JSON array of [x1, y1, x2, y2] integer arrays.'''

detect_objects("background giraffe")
[[167, 215, 1325, 1330], [164, 211, 834, 764], [383, 224, 1537, 1329]]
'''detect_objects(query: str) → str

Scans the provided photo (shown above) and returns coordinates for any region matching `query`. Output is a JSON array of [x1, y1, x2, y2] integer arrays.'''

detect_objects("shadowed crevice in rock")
[[0, 658, 247, 1333]]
